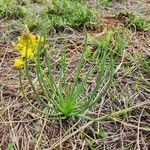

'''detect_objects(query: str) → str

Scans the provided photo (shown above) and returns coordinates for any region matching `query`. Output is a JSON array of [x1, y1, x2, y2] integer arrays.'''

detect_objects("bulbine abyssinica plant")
[[13, 29, 125, 119]]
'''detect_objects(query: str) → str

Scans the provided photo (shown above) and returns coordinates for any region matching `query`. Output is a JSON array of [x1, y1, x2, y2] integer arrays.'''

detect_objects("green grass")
[[116, 10, 150, 31], [99, 0, 112, 6], [0, 2, 27, 20], [6, 142, 14, 150], [0, 0, 98, 31], [41, 0, 98, 29], [96, 128, 108, 138]]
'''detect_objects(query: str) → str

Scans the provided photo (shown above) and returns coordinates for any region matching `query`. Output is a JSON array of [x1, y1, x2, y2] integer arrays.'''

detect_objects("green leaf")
[[86, 138, 94, 150], [84, 46, 92, 59], [96, 128, 108, 138], [6, 143, 14, 150]]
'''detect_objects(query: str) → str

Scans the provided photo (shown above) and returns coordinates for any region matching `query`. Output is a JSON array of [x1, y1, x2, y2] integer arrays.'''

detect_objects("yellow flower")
[[14, 58, 23, 68], [18, 36, 23, 43], [17, 30, 37, 48], [21, 47, 34, 58], [22, 30, 32, 41], [12, 42, 24, 51], [16, 43, 24, 51], [12, 30, 42, 60], [30, 34, 37, 47], [44, 44, 49, 49]]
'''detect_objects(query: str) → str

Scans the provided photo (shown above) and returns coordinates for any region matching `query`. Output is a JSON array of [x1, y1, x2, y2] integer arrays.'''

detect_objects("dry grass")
[[0, 0, 150, 150]]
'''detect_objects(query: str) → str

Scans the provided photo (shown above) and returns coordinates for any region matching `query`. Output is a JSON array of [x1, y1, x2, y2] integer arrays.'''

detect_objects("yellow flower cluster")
[[14, 58, 24, 68], [12, 30, 49, 68]]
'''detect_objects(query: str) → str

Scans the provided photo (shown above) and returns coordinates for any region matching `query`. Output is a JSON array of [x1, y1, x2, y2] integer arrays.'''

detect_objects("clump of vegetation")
[[99, 0, 112, 6], [116, 10, 150, 31], [0, 0, 98, 31], [0, 2, 27, 20], [96, 128, 108, 138], [12, 28, 125, 119], [42, 0, 98, 29], [84, 28, 125, 72], [24, 16, 42, 31]]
